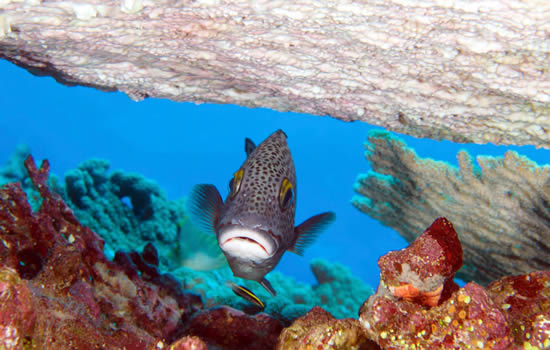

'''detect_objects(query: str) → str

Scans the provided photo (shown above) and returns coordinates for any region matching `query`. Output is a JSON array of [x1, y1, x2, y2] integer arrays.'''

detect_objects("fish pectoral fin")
[[260, 278, 277, 296], [187, 184, 223, 235], [289, 212, 336, 256], [245, 137, 256, 157]]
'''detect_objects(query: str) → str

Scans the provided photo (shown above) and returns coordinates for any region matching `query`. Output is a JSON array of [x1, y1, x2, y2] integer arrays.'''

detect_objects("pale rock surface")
[[0, 0, 549, 147]]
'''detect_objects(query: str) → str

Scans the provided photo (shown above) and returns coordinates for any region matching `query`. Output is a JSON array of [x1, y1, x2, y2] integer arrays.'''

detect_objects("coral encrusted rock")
[[1, 1, 549, 147], [486, 271, 550, 349], [183, 306, 284, 350], [377, 217, 462, 307], [276, 306, 378, 350], [360, 217, 550, 349], [0, 155, 286, 349], [353, 130, 550, 285], [0, 156, 200, 348], [361, 282, 513, 349]]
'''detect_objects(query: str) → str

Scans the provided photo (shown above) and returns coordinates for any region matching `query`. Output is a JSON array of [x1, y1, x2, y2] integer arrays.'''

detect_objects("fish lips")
[[218, 224, 280, 262]]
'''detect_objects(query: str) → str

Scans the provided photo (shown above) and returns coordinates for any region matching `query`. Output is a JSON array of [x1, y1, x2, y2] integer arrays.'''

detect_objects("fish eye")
[[229, 169, 244, 199], [279, 178, 294, 210]]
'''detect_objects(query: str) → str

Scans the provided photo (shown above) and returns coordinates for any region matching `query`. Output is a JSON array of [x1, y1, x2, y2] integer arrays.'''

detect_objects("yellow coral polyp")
[[448, 305, 456, 314]]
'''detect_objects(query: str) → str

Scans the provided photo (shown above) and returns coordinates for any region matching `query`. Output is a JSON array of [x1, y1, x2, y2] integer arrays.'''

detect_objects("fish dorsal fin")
[[245, 137, 256, 157], [187, 184, 223, 235], [290, 212, 336, 256], [260, 277, 277, 296]]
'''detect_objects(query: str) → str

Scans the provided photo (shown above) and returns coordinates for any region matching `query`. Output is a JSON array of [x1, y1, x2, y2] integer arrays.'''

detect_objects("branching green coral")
[[56, 158, 225, 272]]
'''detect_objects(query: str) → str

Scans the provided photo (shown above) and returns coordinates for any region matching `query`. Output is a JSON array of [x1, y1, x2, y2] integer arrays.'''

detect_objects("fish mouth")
[[218, 225, 278, 261]]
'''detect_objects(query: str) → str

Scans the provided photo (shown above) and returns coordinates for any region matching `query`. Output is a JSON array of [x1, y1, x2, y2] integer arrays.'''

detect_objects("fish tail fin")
[[260, 278, 277, 296], [289, 212, 336, 256], [187, 184, 223, 235]]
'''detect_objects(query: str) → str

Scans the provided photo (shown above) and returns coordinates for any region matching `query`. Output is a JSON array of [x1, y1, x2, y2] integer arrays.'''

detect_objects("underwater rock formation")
[[276, 306, 377, 350], [0, 156, 195, 347], [0, 155, 291, 349], [353, 130, 550, 285], [377, 218, 462, 307], [359, 217, 550, 349], [1, 1, 549, 147], [184, 306, 284, 350]]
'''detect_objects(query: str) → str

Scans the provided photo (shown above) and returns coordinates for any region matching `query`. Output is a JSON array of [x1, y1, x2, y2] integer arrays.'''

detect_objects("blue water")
[[1, 59, 547, 289]]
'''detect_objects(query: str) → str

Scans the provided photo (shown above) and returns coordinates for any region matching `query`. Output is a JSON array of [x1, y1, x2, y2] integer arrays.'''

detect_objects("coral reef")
[[54, 156, 373, 320], [0, 155, 290, 349], [1, 1, 550, 147], [2, 154, 550, 349], [168, 336, 208, 350], [57, 158, 225, 272], [359, 217, 550, 349], [174, 258, 373, 321], [353, 130, 550, 285], [486, 271, 550, 349], [0, 156, 196, 347], [0, 149, 374, 322]]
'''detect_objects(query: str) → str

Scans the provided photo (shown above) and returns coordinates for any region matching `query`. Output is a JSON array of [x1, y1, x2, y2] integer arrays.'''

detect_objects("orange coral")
[[389, 283, 444, 307]]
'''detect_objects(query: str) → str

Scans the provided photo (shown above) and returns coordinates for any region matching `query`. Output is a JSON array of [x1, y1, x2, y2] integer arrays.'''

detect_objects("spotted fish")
[[188, 129, 335, 296]]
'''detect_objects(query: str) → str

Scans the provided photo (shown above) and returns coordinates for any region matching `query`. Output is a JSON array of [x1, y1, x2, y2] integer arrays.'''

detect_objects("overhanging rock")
[[1, 0, 549, 147]]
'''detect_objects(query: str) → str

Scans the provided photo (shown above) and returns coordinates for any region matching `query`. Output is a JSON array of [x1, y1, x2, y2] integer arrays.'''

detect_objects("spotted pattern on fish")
[[219, 130, 296, 248], [187, 129, 335, 296]]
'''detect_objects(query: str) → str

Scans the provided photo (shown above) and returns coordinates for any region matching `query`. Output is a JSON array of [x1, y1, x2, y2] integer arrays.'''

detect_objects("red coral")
[[378, 217, 462, 306], [184, 306, 284, 350], [487, 271, 550, 348], [361, 280, 514, 349], [360, 217, 550, 349], [0, 156, 197, 348]]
